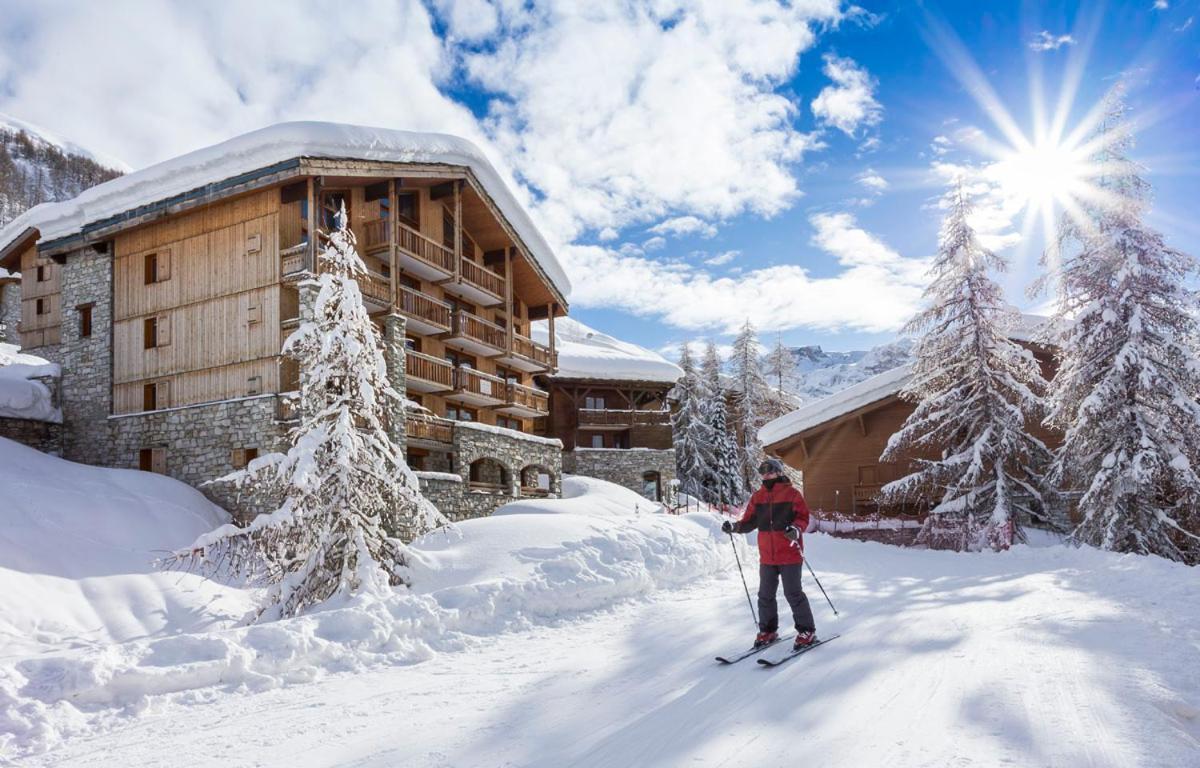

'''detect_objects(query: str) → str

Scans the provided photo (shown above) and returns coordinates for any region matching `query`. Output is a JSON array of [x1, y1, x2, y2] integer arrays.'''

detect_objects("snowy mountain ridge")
[[784, 338, 913, 404]]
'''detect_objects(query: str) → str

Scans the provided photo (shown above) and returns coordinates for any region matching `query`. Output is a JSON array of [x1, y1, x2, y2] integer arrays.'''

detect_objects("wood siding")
[[18, 244, 62, 348]]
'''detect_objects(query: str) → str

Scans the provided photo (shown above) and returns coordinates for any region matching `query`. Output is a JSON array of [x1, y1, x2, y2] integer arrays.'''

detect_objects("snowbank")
[[0, 438, 251, 657], [0, 464, 731, 758], [494, 474, 664, 516], [0, 121, 569, 297], [532, 317, 682, 383], [0, 346, 62, 422]]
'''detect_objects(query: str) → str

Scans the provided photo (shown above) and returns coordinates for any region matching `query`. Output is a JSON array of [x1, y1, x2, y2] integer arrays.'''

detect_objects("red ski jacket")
[[733, 477, 810, 566]]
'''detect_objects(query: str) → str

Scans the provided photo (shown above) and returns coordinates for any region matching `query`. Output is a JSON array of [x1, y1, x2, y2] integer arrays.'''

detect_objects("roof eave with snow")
[[0, 122, 571, 301], [758, 364, 913, 449]]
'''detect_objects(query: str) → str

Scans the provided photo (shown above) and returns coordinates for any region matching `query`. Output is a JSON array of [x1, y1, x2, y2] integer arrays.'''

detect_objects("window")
[[322, 191, 350, 229], [404, 336, 421, 352], [36, 264, 47, 282], [442, 208, 456, 250], [642, 472, 662, 502], [446, 405, 477, 422], [585, 396, 606, 410], [36, 298, 47, 316], [445, 350, 476, 368], [143, 383, 157, 411], [231, 447, 259, 469], [591, 434, 604, 448], [144, 253, 157, 284], [78, 304, 93, 338], [496, 416, 522, 432], [144, 317, 158, 349], [397, 191, 418, 227]]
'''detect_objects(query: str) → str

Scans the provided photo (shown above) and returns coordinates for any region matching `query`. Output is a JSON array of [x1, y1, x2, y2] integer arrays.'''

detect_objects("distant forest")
[[0, 127, 122, 228]]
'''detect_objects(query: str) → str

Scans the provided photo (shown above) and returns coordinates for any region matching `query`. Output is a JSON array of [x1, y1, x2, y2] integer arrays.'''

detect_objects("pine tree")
[[1040, 92, 1200, 564], [175, 204, 445, 618], [763, 333, 796, 400], [729, 320, 773, 492], [671, 343, 714, 502], [700, 340, 745, 507], [880, 183, 1054, 551]]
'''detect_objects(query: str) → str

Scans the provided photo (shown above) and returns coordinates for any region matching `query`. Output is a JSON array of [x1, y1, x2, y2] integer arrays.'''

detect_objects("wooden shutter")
[[247, 375, 262, 396], [156, 314, 171, 346], [231, 448, 247, 468], [246, 233, 262, 254], [247, 303, 261, 325], [156, 379, 171, 409], [151, 447, 167, 474], [157, 249, 172, 281]]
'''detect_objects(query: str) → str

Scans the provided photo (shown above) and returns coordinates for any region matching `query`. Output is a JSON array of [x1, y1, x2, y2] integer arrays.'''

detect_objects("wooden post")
[[305, 177, 319, 273], [453, 180, 462, 284], [547, 301, 556, 373], [388, 178, 398, 309], [504, 246, 513, 354]]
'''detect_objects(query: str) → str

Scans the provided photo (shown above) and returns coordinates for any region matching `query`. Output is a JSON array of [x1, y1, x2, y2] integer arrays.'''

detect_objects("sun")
[[990, 139, 1093, 211]]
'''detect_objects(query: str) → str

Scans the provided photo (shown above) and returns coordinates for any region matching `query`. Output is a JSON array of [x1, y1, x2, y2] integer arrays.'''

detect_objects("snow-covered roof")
[[758, 364, 912, 448], [0, 343, 62, 423], [0, 121, 570, 298], [531, 318, 682, 384]]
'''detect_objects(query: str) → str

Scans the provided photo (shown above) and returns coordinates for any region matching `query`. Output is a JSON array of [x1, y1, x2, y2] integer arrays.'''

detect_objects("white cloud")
[[927, 161, 1022, 252], [704, 250, 740, 266], [856, 169, 888, 194], [597, 226, 619, 241], [560, 212, 927, 335], [1028, 31, 1076, 52], [643, 236, 667, 251], [810, 54, 882, 137], [1176, 16, 1194, 32], [1154, 1, 1169, 9], [649, 215, 718, 239]]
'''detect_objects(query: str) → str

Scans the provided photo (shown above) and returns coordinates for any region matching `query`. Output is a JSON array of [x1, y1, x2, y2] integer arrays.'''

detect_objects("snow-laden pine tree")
[[700, 340, 745, 507], [671, 342, 714, 502], [177, 204, 446, 618], [729, 320, 774, 492], [880, 183, 1054, 551], [1040, 93, 1200, 564]]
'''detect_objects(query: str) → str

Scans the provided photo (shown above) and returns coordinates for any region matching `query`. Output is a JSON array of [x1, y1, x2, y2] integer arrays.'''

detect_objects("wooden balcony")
[[495, 332, 556, 373], [443, 310, 506, 357], [497, 381, 550, 418], [443, 257, 505, 307], [362, 218, 389, 252], [355, 270, 391, 311], [406, 415, 454, 445], [396, 221, 455, 280], [447, 366, 507, 407], [406, 350, 454, 393], [280, 244, 307, 280], [397, 285, 452, 335], [578, 408, 672, 429]]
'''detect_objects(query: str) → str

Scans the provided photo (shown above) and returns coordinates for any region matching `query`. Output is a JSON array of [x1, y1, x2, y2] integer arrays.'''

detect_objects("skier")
[[721, 457, 817, 650]]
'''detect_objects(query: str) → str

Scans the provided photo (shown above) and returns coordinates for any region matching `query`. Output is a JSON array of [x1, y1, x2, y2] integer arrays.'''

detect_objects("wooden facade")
[[4, 161, 566, 444], [542, 379, 673, 451], [766, 345, 1062, 514]]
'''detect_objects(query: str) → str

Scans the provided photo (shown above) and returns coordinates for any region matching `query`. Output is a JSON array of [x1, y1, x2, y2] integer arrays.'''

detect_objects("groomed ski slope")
[[22, 531, 1200, 768]]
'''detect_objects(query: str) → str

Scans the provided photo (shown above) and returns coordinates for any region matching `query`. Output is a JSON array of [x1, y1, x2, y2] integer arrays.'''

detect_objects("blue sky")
[[0, 0, 1196, 357]]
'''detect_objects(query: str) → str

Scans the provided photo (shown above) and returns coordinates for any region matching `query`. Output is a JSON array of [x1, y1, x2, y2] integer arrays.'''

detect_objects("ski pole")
[[728, 531, 758, 629], [803, 557, 838, 616]]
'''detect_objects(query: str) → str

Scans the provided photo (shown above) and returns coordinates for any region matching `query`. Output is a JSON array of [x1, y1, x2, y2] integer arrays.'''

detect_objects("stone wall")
[[0, 281, 20, 343], [105, 395, 291, 522], [0, 417, 64, 455], [415, 473, 468, 523], [447, 422, 564, 520], [57, 247, 114, 463], [563, 447, 677, 502]]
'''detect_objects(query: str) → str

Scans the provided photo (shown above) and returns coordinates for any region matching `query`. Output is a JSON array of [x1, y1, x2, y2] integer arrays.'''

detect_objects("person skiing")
[[721, 457, 817, 650]]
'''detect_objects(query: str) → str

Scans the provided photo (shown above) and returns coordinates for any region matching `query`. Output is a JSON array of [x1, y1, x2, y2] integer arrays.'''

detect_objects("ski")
[[715, 635, 793, 665], [756, 634, 839, 668]]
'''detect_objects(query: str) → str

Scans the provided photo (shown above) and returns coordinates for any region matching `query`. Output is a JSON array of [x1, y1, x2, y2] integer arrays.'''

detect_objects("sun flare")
[[991, 139, 1093, 210]]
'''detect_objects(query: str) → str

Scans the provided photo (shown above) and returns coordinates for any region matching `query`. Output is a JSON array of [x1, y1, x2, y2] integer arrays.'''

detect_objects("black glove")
[[784, 525, 800, 542], [721, 520, 735, 534]]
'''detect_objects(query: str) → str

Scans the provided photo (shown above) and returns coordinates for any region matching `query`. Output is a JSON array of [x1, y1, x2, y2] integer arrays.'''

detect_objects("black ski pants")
[[758, 563, 815, 634]]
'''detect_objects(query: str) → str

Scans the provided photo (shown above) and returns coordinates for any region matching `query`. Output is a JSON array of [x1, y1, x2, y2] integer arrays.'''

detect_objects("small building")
[[759, 327, 1060, 516], [0, 122, 573, 529], [534, 318, 682, 502]]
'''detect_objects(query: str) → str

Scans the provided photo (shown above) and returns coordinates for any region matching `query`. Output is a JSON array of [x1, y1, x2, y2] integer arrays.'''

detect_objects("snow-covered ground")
[[0, 344, 61, 422], [3, 439, 1198, 767]]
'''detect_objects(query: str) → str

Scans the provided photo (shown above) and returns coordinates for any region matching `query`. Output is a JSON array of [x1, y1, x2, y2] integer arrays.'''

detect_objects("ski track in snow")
[[19, 538, 1200, 768]]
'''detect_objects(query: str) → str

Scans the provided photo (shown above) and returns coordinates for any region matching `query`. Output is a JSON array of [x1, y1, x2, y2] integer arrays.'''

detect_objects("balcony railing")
[[578, 408, 671, 427], [406, 350, 454, 389], [397, 285, 452, 331], [460, 258, 505, 299], [406, 415, 454, 444], [505, 382, 550, 414], [397, 221, 456, 273], [511, 333, 555, 369], [280, 245, 307, 278], [362, 218, 389, 251], [355, 270, 391, 306], [451, 310, 506, 350], [455, 366, 506, 400]]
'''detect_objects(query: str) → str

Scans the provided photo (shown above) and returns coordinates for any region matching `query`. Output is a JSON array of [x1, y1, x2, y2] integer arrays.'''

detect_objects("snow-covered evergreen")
[[1040, 93, 1200, 564], [763, 333, 797, 400], [671, 342, 713, 501], [700, 341, 745, 506], [175, 205, 445, 618], [881, 183, 1054, 551], [729, 320, 775, 491]]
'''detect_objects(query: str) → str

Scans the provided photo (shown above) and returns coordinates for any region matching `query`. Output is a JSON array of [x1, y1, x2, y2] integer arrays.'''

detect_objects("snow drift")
[[0, 450, 733, 759], [0, 344, 61, 423]]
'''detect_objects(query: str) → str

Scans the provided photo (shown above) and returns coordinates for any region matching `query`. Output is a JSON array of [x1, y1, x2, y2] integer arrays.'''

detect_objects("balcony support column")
[[382, 312, 408, 454], [547, 301, 556, 373], [453, 180, 462, 285], [388, 178, 398, 310], [504, 246, 513, 354]]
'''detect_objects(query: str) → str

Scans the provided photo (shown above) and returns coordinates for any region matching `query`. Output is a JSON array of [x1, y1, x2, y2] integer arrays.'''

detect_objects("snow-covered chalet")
[[0, 122, 572, 528]]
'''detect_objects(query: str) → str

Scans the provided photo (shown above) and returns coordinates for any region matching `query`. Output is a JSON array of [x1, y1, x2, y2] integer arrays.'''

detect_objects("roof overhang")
[[0, 226, 38, 271]]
